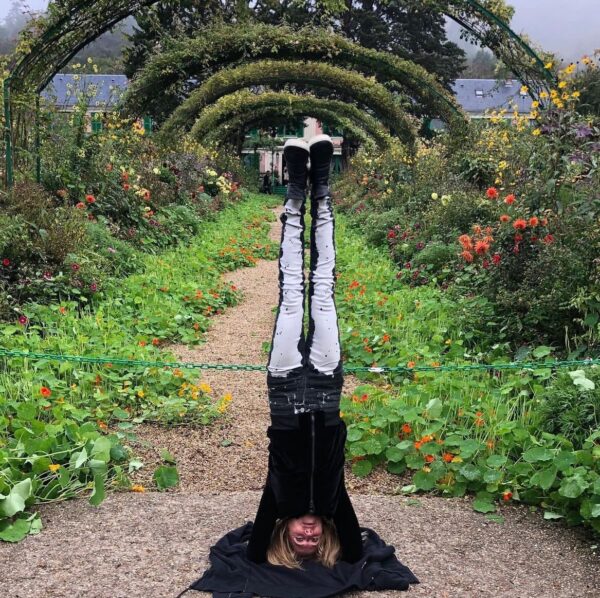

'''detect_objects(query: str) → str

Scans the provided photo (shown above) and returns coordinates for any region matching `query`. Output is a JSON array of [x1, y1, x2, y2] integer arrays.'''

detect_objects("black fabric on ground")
[[190, 522, 419, 598]]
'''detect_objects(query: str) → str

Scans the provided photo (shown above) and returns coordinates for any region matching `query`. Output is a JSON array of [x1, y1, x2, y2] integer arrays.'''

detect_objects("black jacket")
[[247, 411, 364, 564]]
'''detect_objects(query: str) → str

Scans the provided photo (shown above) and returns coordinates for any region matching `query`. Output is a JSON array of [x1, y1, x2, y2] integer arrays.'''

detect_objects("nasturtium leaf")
[[346, 428, 363, 442], [472, 497, 496, 513], [412, 471, 436, 491], [543, 511, 564, 520], [0, 517, 31, 542], [522, 446, 553, 462], [486, 454, 508, 468], [160, 449, 176, 464], [530, 465, 557, 491], [90, 436, 112, 462], [75, 447, 88, 469], [153, 465, 180, 490], [89, 471, 106, 506], [352, 459, 373, 478], [387, 461, 406, 475], [0, 479, 32, 518], [458, 464, 481, 481], [559, 476, 589, 499], [386, 446, 405, 463]]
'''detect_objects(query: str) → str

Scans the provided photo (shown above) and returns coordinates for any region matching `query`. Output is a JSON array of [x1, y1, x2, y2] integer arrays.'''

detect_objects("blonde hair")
[[266, 517, 341, 569]]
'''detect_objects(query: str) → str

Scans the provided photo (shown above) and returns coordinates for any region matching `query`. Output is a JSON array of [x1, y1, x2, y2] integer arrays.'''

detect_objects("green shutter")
[[91, 114, 102, 133], [143, 115, 153, 134]]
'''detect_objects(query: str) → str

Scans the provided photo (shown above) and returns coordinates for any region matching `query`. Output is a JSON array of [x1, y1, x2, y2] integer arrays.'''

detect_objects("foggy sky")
[[1, 0, 599, 60]]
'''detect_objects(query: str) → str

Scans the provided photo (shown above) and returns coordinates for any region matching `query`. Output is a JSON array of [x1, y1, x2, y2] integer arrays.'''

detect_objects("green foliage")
[[538, 369, 600, 447], [160, 59, 417, 147], [0, 193, 278, 542]]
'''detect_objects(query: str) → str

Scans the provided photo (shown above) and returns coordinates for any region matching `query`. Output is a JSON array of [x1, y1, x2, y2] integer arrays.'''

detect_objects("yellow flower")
[[451, 456, 463, 463], [564, 63, 576, 75], [544, 61, 553, 69], [223, 393, 232, 403], [558, 81, 567, 89], [48, 464, 60, 472], [131, 484, 146, 492], [199, 382, 212, 394], [445, 339, 452, 345], [520, 85, 528, 94], [572, 91, 581, 99], [137, 389, 145, 398], [532, 128, 541, 136], [539, 91, 549, 99]]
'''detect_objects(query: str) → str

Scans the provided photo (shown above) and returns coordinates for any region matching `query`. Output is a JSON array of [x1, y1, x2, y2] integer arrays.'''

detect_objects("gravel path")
[[1, 205, 598, 598]]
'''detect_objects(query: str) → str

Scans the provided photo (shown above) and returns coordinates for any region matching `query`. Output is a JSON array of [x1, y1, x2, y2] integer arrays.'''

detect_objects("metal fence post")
[[3, 77, 14, 188]]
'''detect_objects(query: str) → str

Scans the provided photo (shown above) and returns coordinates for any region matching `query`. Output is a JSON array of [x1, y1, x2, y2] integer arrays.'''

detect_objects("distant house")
[[451, 78, 534, 117]]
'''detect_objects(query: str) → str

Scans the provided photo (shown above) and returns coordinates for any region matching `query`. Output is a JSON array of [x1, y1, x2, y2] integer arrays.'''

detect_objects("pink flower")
[[71, 263, 80, 271], [2, 258, 10, 267], [18, 315, 28, 325]]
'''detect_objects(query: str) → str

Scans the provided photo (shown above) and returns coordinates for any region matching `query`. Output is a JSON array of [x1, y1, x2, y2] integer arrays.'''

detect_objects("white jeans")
[[267, 196, 341, 377]]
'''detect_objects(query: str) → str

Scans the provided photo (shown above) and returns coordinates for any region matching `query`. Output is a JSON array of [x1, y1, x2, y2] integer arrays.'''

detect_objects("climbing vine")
[[125, 23, 466, 132], [190, 91, 392, 149], [160, 60, 417, 146]]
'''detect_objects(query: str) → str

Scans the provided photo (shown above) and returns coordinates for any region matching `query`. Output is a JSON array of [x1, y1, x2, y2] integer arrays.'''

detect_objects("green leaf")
[[346, 427, 363, 442], [532, 345, 552, 358], [128, 458, 144, 473], [473, 497, 496, 513], [559, 476, 589, 499], [555, 451, 577, 472], [153, 465, 180, 490], [485, 514, 505, 524], [423, 398, 442, 419], [522, 446, 553, 462], [385, 446, 405, 462], [387, 461, 406, 475], [352, 459, 373, 477], [0, 517, 31, 542], [458, 464, 481, 481], [160, 449, 176, 464], [90, 436, 112, 462], [89, 472, 106, 506], [486, 454, 508, 468], [483, 469, 502, 484], [75, 447, 88, 469], [0, 479, 32, 518], [543, 511, 564, 520], [412, 470, 436, 490], [568, 370, 595, 391], [530, 465, 557, 491]]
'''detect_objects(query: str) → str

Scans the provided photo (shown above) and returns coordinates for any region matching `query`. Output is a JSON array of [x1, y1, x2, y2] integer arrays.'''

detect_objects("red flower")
[[387, 230, 397, 240], [502, 490, 513, 501], [2, 258, 10, 266], [121, 172, 129, 181], [18, 315, 28, 325], [475, 240, 490, 255], [442, 452, 454, 462], [40, 386, 51, 397], [71, 263, 80, 271], [543, 234, 555, 244], [529, 216, 539, 227], [499, 214, 511, 223], [486, 187, 499, 199], [424, 454, 435, 463], [460, 250, 474, 263], [504, 194, 516, 205], [85, 194, 96, 204], [513, 219, 527, 231], [514, 233, 523, 242], [492, 253, 501, 265], [482, 259, 490, 269], [76, 202, 86, 209], [123, 183, 131, 191]]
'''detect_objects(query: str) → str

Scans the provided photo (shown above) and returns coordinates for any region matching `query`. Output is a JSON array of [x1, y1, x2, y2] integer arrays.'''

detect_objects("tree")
[[462, 50, 499, 79], [124, 1, 466, 86], [0, 1, 30, 55]]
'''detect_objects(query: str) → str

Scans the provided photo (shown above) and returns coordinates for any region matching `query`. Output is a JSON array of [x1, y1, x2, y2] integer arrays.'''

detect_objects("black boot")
[[308, 134, 334, 200], [283, 138, 309, 201]]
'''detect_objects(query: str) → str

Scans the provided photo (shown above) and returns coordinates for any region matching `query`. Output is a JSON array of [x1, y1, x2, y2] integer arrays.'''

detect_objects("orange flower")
[[407, 361, 416, 369], [59, 306, 67, 315], [502, 490, 513, 501], [414, 440, 423, 450], [529, 216, 539, 227], [500, 214, 511, 223], [486, 187, 499, 199], [504, 194, 516, 205], [486, 440, 495, 450], [382, 334, 390, 343], [475, 240, 490, 255], [85, 194, 96, 203], [131, 484, 146, 493], [460, 250, 474, 263], [475, 417, 485, 427], [430, 361, 441, 367], [138, 340, 147, 347], [472, 224, 482, 235], [442, 452, 454, 462], [401, 423, 412, 434], [152, 338, 160, 346], [421, 434, 434, 443], [458, 234, 473, 250], [513, 219, 527, 231], [360, 394, 369, 403], [97, 420, 108, 431], [40, 386, 51, 397], [424, 454, 435, 463]]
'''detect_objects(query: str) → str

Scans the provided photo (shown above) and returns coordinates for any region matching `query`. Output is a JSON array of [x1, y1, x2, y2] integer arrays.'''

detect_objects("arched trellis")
[[191, 91, 392, 150], [124, 23, 467, 133], [209, 110, 375, 153], [160, 60, 417, 147], [4, 0, 554, 186], [8, 0, 552, 96]]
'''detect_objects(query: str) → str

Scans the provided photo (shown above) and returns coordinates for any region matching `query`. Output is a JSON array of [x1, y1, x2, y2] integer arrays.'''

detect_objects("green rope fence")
[[1, 347, 599, 374]]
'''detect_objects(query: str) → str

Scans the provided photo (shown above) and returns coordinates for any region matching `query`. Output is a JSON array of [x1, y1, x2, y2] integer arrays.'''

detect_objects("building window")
[[91, 113, 102, 133], [475, 89, 484, 97]]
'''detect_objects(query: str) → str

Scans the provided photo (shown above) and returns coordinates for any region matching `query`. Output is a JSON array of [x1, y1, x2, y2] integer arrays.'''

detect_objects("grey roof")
[[452, 78, 533, 114], [42, 74, 129, 109]]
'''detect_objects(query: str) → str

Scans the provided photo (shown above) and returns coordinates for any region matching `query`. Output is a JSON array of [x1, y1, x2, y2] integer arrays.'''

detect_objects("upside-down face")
[[286, 514, 323, 557]]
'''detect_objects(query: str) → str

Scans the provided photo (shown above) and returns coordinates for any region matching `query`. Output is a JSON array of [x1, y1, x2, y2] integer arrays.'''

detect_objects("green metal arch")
[[191, 91, 392, 149], [160, 60, 417, 147]]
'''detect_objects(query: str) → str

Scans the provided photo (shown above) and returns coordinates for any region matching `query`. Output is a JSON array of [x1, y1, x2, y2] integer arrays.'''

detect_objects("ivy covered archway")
[[191, 91, 392, 149], [160, 60, 417, 146], [124, 23, 467, 132]]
